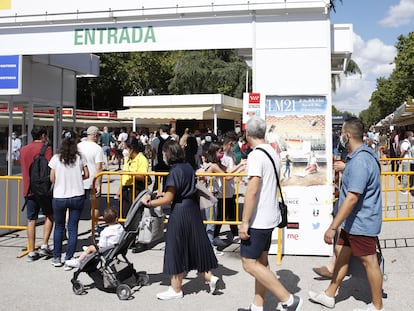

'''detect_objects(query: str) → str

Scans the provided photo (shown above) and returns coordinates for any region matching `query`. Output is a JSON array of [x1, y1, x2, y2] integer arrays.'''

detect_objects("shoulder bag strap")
[[256, 147, 285, 206], [40, 142, 48, 156]]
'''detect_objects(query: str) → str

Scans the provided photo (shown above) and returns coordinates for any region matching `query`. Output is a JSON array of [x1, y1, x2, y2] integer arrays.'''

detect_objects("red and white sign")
[[242, 92, 263, 130], [248, 92, 260, 104]]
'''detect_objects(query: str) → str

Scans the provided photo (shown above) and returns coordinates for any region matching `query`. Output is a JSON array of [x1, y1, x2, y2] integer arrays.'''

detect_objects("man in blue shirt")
[[309, 117, 384, 311]]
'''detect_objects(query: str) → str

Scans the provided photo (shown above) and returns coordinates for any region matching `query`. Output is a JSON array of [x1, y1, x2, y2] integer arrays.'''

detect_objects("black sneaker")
[[132, 243, 148, 253], [276, 295, 303, 311], [27, 252, 40, 262], [39, 246, 53, 257]]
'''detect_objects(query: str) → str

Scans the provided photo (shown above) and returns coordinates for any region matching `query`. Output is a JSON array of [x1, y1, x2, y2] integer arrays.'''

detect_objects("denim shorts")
[[240, 228, 273, 259], [26, 196, 53, 220]]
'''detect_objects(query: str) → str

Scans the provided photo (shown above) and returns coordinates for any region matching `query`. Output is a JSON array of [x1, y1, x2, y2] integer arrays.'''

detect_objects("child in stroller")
[[71, 190, 151, 300], [66, 207, 124, 269]]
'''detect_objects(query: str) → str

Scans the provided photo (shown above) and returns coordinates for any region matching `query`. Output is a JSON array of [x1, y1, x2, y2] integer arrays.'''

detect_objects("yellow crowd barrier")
[[5, 156, 412, 261], [0, 176, 31, 257], [380, 157, 414, 222], [89, 170, 288, 264]]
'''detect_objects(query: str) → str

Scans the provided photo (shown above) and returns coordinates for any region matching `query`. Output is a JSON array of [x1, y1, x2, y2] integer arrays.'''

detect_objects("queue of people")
[[18, 117, 385, 311]]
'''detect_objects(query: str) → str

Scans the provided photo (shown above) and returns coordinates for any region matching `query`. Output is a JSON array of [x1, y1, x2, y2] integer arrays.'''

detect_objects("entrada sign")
[[74, 26, 156, 46]]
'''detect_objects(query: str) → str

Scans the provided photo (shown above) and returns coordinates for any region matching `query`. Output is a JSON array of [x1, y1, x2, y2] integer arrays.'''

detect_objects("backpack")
[[154, 136, 171, 171], [28, 143, 52, 197]]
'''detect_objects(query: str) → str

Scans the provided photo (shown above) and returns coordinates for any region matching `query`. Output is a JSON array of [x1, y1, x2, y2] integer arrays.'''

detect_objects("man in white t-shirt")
[[77, 126, 104, 219], [238, 117, 302, 311], [117, 128, 128, 145], [11, 132, 22, 161]]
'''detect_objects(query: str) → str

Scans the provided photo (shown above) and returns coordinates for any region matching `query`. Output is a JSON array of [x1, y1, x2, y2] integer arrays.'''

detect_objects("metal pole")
[[245, 68, 249, 93], [7, 96, 13, 175]]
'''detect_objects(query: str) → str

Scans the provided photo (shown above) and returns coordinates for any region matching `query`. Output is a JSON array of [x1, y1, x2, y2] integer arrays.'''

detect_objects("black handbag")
[[256, 147, 288, 228]]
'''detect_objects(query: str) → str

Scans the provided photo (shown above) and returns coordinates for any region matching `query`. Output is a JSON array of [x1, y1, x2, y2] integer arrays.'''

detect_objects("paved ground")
[[1, 163, 413, 310]]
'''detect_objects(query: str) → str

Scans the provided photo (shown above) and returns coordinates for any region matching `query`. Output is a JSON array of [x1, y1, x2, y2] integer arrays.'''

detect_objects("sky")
[[330, 0, 414, 116]]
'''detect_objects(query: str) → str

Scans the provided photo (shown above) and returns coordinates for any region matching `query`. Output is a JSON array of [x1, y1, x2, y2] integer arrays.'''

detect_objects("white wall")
[[255, 16, 331, 96]]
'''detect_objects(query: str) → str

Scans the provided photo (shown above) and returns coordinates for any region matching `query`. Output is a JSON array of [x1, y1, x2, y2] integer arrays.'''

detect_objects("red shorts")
[[336, 229, 377, 257]]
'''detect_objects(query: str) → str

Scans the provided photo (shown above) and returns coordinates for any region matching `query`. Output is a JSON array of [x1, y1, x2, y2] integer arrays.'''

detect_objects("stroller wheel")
[[72, 280, 84, 295], [116, 284, 132, 300]]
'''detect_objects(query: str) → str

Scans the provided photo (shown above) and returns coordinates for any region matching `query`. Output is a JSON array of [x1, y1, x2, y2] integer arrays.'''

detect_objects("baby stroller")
[[71, 190, 151, 300]]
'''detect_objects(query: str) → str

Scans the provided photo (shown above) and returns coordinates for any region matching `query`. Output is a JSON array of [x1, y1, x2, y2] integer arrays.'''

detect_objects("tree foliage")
[[332, 58, 362, 93], [328, 0, 343, 12], [359, 32, 414, 128], [77, 50, 250, 111]]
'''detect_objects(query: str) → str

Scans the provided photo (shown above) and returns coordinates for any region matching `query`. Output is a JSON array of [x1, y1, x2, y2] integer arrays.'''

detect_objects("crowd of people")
[[16, 116, 386, 311]]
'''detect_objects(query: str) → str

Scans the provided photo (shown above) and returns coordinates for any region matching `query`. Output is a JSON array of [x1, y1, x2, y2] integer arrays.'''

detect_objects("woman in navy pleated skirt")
[[141, 140, 219, 300]]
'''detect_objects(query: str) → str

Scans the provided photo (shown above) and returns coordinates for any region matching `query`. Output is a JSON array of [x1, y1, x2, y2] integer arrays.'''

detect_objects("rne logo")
[[287, 233, 299, 240]]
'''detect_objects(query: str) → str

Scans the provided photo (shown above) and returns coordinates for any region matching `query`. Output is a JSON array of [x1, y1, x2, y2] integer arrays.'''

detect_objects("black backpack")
[[154, 136, 171, 171], [28, 143, 52, 197]]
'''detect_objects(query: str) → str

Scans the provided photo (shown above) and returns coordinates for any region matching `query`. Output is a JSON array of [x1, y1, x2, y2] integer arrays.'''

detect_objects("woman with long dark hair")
[[200, 142, 245, 251], [141, 140, 219, 300], [49, 130, 89, 269]]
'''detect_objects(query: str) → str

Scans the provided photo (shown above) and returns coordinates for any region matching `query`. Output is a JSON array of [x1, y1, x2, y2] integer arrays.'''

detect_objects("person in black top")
[[141, 140, 219, 300], [201, 127, 218, 152]]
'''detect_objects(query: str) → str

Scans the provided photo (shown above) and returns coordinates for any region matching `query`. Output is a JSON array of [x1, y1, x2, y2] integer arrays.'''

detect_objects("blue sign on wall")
[[0, 55, 22, 95]]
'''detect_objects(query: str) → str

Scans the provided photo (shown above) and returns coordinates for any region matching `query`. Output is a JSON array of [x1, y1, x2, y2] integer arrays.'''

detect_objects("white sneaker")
[[308, 290, 335, 308], [63, 264, 73, 271], [233, 235, 241, 243], [208, 276, 219, 294], [156, 287, 183, 300], [65, 258, 80, 268], [353, 303, 384, 311], [214, 246, 224, 256]]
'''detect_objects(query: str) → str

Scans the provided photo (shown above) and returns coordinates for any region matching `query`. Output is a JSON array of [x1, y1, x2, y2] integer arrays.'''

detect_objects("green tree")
[[77, 52, 176, 111], [332, 59, 362, 93], [168, 50, 250, 98], [362, 32, 414, 126], [328, 0, 343, 12], [77, 50, 250, 111]]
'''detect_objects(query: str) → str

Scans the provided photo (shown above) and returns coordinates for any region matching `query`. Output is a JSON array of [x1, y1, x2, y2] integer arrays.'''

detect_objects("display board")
[[265, 95, 332, 256]]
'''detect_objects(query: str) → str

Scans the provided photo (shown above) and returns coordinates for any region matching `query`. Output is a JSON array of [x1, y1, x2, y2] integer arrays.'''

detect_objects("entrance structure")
[[0, 1, 352, 254]]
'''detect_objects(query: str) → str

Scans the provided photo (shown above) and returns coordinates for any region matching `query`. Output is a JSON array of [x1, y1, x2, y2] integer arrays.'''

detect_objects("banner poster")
[[242, 92, 264, 130], [265, 95, 333, 256]]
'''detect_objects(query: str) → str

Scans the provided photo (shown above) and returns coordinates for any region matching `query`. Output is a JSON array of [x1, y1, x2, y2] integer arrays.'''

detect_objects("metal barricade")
[[0, 175, 30, 257], [380, 157, 414, 222], [90, 170, 286, 264], [6, 156, 414, 261]]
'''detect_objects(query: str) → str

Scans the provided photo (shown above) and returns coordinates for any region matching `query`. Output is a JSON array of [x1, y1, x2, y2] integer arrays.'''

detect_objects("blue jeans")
[[52, 195, 85, 260]]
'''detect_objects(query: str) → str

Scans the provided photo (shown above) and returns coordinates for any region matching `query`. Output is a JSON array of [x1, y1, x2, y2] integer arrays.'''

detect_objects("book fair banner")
[[265, 95, 332, 256]]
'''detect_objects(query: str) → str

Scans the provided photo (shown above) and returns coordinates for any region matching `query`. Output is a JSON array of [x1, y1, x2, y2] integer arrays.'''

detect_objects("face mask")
[[12, 134, 16, 139], [340, 134, 348, 148], [217, 151, 224, 160], [122, 149, 130, 158]]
